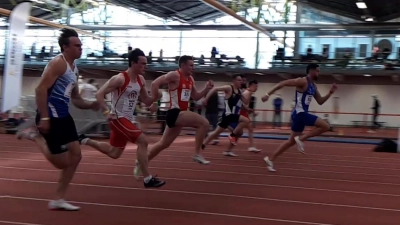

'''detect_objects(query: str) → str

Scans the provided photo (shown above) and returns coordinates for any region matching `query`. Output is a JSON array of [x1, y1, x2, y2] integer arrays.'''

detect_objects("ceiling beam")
[[198, 0, 277, 39], [305, 2, 364, 22], [376, 12, 400, 22]]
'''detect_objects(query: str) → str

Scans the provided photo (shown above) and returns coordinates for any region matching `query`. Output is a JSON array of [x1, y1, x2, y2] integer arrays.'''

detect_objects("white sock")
[[80, 138, 89, 145], [144, 175, 152, 183]]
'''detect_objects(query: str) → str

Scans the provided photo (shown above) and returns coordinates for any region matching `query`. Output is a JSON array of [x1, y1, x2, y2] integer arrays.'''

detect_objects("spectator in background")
[[211, 47, 218, 58], [272, 94, 283, 128], [79, 78, 98, 102], [369, 94, 381, 133]]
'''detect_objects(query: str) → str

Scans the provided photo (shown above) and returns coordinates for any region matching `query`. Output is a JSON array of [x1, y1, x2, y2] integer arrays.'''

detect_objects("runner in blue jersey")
[[16, 28, 99, 210], [202, 74, 253, 157], [261, 64, 337, 172]]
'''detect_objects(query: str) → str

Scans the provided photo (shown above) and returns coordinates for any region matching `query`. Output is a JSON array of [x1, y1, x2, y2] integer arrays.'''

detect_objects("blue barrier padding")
[[187, 132, 380, 145]]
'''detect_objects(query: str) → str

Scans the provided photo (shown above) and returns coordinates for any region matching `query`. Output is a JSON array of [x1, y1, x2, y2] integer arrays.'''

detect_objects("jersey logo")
[[128, 90, 138, 99]]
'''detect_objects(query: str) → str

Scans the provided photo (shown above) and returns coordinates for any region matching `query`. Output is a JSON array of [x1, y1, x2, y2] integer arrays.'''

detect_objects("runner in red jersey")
[[134, 55, 213, 178], [79, 49, 165, 188], [240, 80, 261, 152]]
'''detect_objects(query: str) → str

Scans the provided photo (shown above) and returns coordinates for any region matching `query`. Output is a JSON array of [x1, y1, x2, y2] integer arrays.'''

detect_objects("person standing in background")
[[272, 94, 283, 128], [156, 86, 169, 134], [79, 78, 98, 101], [369, 94, 381, 133], [205, 91, 219, 143]]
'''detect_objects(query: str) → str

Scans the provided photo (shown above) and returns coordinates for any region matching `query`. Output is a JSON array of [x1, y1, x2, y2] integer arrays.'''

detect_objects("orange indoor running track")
[[1, 134, 400, 225]]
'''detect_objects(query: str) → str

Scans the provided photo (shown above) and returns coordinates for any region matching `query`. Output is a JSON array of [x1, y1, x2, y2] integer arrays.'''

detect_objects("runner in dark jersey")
[[202, 74, 253, 156]]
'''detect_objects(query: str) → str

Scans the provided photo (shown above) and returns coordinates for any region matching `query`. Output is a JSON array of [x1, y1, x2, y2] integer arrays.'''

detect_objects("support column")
[[294, 2, 303, 58], [66, 8, 73, 25], [370, 30, 375, 57], [179, 31, 183, 55]]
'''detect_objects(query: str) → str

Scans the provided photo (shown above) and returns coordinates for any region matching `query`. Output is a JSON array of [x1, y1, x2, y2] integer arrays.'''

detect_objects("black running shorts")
[[35, 113, 79, 154]]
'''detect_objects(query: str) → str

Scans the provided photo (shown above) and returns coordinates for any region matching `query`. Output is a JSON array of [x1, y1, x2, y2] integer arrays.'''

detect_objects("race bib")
[[64, 82, 76, 98], [305, 95, 313, 105], [181, 89, 191, 101], [123, 99, 136, 112]]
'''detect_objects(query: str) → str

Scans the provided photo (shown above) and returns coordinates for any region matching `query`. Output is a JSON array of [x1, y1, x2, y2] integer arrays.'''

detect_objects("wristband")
[[40, 117, 50, 121]]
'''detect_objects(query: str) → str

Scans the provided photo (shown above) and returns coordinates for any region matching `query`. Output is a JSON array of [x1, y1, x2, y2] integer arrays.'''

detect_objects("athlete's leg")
[[223, 125, 243, 157], [17, 127, 68, 168], [263, 131, 301, 172], [17, 115, 82, 210], [81, 119, 164, 187], [203, 126, 225, 147], [147, 126, 182, 161], [178, 111, 211, 156], [298, 117, 330, 141], [294, 115, 330, 153], [263, 113, 304, 172], [148, 110, 209, 164], [246, 118, 261, 152], [229, 115, 249, 144]]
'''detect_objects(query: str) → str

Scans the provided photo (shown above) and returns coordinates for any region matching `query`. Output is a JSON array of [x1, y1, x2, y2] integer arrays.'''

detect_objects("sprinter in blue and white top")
[[260, 64, 337, 172], [16, 28, 99, 211], [46, 53, 78, 118], [292, 76, 316, 115]]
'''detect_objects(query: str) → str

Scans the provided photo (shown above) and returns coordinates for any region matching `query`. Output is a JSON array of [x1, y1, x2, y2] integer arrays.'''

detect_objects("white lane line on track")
[[2, 178, 400, 213], [3, 156, 400, 180], [1, 149, 400, 166], [0, 139, 371, 150], [1, 167, 400, 198], [0, 195, 354, 225], [0, 221, 46, 225], [2, 155, 400, 180], [2, 156, 400, 187]]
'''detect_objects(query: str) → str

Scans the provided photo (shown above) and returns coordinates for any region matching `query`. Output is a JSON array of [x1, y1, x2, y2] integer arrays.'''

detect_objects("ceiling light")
[[363, 74, 371, 77], [356, 2, 367, 9], [365, 18, 374, 22]]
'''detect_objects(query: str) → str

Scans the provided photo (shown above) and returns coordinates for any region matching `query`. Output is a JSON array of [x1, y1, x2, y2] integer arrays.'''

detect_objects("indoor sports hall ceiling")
[[111, 0, 234, 24], [301, 0, 400, 22], [2, 0, 400, 24], [0, 0, 83, 20]]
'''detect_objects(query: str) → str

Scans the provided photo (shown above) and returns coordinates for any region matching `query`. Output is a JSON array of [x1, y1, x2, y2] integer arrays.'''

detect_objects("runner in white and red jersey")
[[133, 55, 213, 178], [79, 48, 165, 188]]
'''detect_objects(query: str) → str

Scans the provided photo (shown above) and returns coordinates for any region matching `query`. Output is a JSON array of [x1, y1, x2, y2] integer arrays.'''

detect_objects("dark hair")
[[178, 55, 194, 67], [88, 79, 95, 84], [232, 74, 242, 80], [306, 63, 319, 74], [248, 80, 258, 86], [58, 28, 79, 52], [128, 48, 145, 67]]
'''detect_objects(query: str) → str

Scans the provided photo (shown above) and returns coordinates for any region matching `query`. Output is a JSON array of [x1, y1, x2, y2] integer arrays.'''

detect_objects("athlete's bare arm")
[[35, 57, 68, 118], [190, 79, 213, 101], [150, 71, 179, 99], [96, 74, 124, 112], [139, 75, 161, 106], [314, 84, 337, 105], [203, 85, 231, 104], [261, 78, 307, 102], [241, 89, 252, 105]]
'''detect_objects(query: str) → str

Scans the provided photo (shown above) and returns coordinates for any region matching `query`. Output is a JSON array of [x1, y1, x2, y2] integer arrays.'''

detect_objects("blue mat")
[[186, 132, 380, 145]]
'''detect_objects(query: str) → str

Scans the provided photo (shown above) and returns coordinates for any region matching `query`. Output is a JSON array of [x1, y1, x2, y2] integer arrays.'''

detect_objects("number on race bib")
[[181, 89, 191, 101], [305, 95, 313, 105]]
